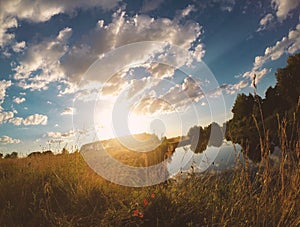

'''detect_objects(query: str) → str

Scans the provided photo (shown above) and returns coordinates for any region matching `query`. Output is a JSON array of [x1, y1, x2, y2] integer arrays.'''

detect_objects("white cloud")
[[222, 80, 249, 95], [0, 0, 120, 47], [47, 130, 75, 138], [254, 23, 300, 70], [0, 135, 20, 144], [272, 0, 300, 21], [100, 70, 129, 97], [61, 11, 202, 83], [23, 114, 48, 125], [13, 97, 26, 104], [61, 107, 75, 115], [176, 4, 196, 20], [8, 6, 205, 112], [241, 22, 300, 86], [12, 41, 26, 52], [257, 13, 274, 32], [13, 27, 72, 90], [147, 63, 175, 79], [8, 117, 23, 126], [0, 80, 12, 108], [9, 114, 48, 126], [0, 16, 17, 47], [0, 111, 14, 124], [192, 43, 206, 62], [133, 76, 204, 115]]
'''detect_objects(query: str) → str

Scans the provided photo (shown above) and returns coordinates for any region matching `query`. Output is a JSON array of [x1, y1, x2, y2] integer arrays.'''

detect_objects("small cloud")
[[0, 135, 20, 144], [12, 41, 26, 52], [13, 97, 26, 104], [176, 4, 196, 20], [192, 43, 206, 62], [23, 114, 48, 125], [47, 130, 75, 139], [61, 107, 75, 115], [0, 80, 12, 107], [257, 13, 274, 32], [0, 111, 14, 124]]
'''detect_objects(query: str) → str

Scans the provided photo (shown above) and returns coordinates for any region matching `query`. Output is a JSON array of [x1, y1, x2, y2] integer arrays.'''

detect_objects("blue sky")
[[0, 0, 300, 155]]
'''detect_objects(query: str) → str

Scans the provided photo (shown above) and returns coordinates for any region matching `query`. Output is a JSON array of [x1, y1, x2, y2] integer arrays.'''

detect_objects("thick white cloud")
[[14, 27, 72, 90], [0, 135, 20, 144], [272, 0, 300, 21], [61, 11, 202, 82], [9, 114, 48, 126], [13, 97, 26, 104], [257, 13, 274, 32], [8, 6, 204, 103], [0, 80, 11, 109], [0, 111, 14, 124], [0, 0, 120, 47]]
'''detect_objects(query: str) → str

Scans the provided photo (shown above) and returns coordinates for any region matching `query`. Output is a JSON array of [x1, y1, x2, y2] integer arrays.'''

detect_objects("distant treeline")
[[0, 148, 69, 160]]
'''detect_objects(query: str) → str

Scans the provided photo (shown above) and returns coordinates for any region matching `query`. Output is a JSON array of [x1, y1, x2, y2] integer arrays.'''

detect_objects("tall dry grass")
[[0, 104, 299, 226]]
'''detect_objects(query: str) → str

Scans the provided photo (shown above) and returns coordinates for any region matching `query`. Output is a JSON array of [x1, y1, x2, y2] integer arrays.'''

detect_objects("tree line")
[[187, 53, 300, 162]]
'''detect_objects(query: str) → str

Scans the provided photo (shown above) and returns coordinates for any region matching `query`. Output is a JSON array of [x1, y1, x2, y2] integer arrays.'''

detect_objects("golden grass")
[[0, 138, 299, 227]]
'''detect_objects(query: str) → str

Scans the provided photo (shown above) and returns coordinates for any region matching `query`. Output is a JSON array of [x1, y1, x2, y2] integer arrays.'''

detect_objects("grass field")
[[0, 141, 299, 226]]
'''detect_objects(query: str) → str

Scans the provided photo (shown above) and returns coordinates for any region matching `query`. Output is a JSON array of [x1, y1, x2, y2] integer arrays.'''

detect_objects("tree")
[[207, 122, 223, 147], [226, 93, 263, 162], [226, 53, 300, 162], [275, 53, 300, 109], [4, 152, 18, 159], [187, 122, 223, 153]]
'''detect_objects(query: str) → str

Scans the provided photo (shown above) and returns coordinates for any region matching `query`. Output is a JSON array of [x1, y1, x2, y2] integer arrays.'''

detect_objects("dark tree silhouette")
[[226, 53, 300, 162], [4, 152, 18, 159], [188, 122, 223, 153]]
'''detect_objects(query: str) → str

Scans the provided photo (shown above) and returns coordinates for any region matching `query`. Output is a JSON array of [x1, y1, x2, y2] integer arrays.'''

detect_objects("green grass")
[[0, 144, 299, 226]]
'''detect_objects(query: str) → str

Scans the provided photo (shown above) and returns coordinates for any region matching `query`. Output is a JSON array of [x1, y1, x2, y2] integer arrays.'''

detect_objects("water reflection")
[[167, 141, 243, 177]]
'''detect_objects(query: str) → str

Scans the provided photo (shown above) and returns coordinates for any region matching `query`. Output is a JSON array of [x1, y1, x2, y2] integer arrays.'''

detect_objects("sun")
[[93, 96, 153, 140]]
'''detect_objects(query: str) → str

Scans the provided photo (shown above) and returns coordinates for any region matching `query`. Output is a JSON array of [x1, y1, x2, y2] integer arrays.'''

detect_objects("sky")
[[0, 0, 300, 156]]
